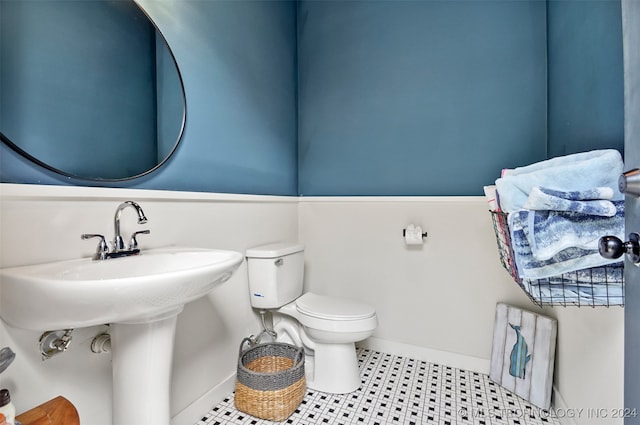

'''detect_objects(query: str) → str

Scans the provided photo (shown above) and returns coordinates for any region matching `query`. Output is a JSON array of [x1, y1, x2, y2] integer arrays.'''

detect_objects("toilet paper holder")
[[402, 228, 428, 238]]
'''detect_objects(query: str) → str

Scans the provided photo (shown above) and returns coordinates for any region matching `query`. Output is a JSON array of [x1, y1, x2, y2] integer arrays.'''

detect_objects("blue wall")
[[0, 0, 299, 195], [0, 0, 623, 197], [298, 0, 623, 196], [1, 1, 158, 179], [547, 0, 624, 158], [298, 0, 547, 196]]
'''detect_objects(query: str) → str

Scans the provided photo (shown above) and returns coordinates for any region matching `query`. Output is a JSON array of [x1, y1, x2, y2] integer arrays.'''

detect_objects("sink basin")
[[0, 247, 244, 330], [1, 246, 243, 424]]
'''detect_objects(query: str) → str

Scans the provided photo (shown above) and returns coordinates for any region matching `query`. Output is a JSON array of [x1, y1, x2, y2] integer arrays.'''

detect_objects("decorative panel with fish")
[[489, 303, 557, 409]]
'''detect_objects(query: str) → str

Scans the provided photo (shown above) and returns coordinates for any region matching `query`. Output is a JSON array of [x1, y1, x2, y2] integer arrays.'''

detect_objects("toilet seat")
[[281, 292, 378, 335], [295, 293, 376, 321]]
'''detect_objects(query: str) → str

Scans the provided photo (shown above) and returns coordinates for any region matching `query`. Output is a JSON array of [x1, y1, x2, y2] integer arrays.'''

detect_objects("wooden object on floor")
[[489, 303, 557, 410], [16, 396, 79, 425]]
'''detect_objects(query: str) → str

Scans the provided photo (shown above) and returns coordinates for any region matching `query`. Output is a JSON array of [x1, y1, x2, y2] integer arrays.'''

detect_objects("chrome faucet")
[[113, 201, 148, 251], [82, 201, 150, 260]]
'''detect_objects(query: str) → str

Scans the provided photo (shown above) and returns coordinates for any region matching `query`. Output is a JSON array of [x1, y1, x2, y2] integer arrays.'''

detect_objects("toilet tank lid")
[[246, 242, 305, 258]]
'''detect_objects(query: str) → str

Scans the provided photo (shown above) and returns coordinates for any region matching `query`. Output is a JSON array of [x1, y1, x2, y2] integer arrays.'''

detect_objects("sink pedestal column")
[[110, 307, 183, 425]]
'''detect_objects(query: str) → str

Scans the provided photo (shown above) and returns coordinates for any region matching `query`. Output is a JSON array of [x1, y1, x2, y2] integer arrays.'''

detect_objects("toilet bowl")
[[245, 243, 378, 394], [274, 293, 377, 393]]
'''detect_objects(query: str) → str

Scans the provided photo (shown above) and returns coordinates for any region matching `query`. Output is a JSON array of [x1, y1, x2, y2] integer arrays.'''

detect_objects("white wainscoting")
[[0, 188, 624, 425]]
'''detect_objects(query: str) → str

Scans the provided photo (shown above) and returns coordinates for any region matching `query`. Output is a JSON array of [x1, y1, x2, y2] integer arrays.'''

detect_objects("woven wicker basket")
[[234, 339, 306, 421]]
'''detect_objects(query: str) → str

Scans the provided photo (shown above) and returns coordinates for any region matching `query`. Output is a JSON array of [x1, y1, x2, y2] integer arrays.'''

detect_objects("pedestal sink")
[[0, 247, 244, 425]]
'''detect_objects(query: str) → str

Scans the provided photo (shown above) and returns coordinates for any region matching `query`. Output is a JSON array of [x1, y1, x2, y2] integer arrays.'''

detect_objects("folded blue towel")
[[527, 201, 624, 260], [533, 186, 614, 201], [523, 186, 617, 217], [523, 263, 624, 305], [533, 263, 623, 286], [495, 150, 623, 213], [523, 275, 624, 306], [508, 203, 624, 279]]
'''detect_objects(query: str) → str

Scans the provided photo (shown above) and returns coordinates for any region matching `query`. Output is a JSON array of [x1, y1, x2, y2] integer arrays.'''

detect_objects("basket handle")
[[237, 337, 306, 367], [238, 336, 255, 360], [292, 345, 304, 367]]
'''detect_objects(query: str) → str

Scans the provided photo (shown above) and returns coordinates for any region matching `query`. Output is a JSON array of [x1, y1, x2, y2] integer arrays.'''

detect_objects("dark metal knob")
[[599, 233, 640, 263], [599, 236, 626, 259]]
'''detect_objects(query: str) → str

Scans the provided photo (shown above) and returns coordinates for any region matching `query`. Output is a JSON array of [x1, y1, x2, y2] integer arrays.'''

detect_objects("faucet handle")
[[81, 234, 109, 260], [129, 230, 150, 250]]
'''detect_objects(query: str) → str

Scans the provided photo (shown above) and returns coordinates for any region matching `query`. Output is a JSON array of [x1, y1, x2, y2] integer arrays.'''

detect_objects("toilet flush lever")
[[599, 233, 640, 264], [274, 258, 284, 266]]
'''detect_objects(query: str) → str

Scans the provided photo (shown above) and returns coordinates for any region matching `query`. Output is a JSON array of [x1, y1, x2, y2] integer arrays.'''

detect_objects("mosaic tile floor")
[[196, 348, 560, 425]]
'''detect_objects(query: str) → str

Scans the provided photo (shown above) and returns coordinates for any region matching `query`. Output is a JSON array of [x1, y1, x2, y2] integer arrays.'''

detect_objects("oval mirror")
[[0, 0, 186, 181]]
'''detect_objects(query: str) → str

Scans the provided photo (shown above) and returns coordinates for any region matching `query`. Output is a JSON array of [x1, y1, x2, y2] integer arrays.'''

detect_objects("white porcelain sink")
[[0, 247, 244, 330], [1, 246, 244, 424]]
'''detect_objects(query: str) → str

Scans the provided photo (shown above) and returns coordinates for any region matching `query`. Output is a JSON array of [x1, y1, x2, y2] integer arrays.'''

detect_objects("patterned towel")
[[523, 279, 624, 306], [531, 263, 623, 286], [523, 265, 624, 305], [508, 202, 624, 279], [523, 186, 616, 217]]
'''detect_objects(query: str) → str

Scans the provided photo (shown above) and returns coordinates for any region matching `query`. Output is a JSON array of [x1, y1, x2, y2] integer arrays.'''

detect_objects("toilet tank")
[[245, 242, 305, 309]]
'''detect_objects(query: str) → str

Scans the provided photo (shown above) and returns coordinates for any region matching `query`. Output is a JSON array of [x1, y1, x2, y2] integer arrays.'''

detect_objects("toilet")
[[245, 242, 378, 394]]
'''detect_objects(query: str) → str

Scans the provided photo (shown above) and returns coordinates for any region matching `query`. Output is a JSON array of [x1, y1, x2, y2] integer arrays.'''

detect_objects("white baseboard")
[[171, 373, 236, 425], [357, 337, 491, 375]]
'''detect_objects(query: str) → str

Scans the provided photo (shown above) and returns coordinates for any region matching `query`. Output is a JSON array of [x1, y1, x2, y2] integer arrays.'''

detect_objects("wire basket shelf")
[[490, 211, 624, 308]]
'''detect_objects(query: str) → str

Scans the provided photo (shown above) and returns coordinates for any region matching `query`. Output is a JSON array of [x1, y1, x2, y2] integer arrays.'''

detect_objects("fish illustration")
[[509, 323, 531, 379]]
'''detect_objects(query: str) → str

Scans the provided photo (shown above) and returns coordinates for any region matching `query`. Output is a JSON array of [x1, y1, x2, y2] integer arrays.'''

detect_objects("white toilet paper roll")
[[404, 225, 424, 245]]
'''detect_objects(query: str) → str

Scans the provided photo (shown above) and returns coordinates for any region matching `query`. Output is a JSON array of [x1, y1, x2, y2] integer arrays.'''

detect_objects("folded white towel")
[[483, 185, 499, 211], [495, 149, 623, 213]]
